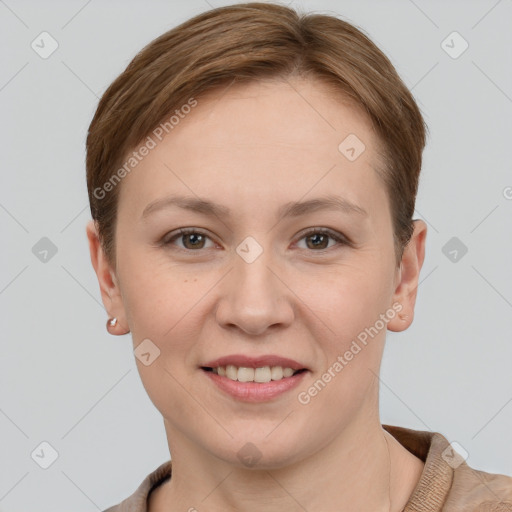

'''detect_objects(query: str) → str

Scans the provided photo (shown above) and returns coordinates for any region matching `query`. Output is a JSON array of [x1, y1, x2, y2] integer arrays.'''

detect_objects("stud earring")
[[106, 316, 130, 335], [106, 317, 118, 333]]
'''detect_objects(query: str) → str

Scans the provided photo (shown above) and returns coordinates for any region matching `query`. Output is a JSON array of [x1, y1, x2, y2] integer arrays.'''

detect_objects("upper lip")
[[202, 354, 308, 371]]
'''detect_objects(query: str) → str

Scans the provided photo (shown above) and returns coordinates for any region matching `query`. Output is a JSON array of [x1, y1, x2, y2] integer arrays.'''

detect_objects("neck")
[[152, 416, 422, 512]]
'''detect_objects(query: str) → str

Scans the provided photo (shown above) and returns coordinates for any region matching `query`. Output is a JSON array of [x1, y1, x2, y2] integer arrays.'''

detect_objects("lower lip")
[[202, 369, 308, 402]]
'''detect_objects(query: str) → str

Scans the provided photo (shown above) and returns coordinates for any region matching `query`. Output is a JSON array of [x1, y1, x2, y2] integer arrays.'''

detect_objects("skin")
[[87, 77, 427, 511]]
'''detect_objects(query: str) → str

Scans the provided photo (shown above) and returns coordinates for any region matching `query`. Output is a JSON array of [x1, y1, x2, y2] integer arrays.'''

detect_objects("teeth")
[[226, 364, 238, 380], [271, 366, 283, 380], [237, 367, 254, 382], [283, 367, 294, 377], [211, 365, 300, 383], [254, 367, 271, 383]]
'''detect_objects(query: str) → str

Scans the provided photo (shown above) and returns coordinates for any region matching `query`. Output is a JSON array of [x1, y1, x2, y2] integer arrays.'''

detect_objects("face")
[[88, 78, 426, 469]]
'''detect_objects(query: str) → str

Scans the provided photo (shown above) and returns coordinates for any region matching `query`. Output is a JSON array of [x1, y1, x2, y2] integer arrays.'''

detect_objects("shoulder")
[[446, 461, 512, 511], [102, 460, 173, 512], [383, 424, 512, 511]]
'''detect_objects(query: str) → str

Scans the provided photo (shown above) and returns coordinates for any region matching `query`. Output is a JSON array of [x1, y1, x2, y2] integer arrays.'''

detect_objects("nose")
[[214, 245, 295, 336]]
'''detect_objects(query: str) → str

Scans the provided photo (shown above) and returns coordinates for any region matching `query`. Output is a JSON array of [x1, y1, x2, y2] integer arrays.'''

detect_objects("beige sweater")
[[103, 424, 512, 511]]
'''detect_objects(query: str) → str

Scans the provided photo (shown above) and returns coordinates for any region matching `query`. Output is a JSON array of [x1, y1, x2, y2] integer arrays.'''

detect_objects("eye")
[[161, 227, 349, 253], [295, 228, 348, 251], [162, 228, 215, 251]]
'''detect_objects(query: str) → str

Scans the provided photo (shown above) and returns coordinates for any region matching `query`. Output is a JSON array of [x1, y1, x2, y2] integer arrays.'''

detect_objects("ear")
[[387, 219, 427, 332], [86, 219, 128, 334]]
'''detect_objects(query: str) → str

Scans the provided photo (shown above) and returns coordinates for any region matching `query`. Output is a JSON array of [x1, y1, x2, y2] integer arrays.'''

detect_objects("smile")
[[203, 365, 305, 383]]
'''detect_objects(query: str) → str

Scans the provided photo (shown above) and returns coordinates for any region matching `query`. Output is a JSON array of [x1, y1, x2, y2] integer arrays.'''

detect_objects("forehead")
[[117, 77, 388, 223], [179, 77, 377, 151]]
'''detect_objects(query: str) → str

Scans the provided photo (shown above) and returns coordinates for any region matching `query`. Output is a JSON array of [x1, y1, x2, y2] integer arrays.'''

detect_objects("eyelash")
[[161, 227, 350, 254]]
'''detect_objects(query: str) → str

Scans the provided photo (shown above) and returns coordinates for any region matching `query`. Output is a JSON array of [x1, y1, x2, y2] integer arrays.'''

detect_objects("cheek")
[[121, 267, 205, 417], [298, 265, 393, 401], [305, 258, 392, 329], [117, 244, 194, 334]]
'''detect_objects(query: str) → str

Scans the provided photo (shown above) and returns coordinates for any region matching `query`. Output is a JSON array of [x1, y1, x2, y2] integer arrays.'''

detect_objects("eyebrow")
[[141, 193, 368, 221]]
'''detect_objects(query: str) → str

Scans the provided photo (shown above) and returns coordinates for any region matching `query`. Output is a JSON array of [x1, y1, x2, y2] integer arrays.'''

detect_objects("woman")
[[85, 2, 512, 511]]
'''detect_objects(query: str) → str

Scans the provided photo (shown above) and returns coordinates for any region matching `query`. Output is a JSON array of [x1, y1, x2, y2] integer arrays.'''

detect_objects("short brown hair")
[[86, 1, 427, 268]]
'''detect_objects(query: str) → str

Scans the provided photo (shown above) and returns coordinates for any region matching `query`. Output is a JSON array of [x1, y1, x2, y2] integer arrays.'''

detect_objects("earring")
[[106, 317, 118, 333], [106, 316, 130, 335]]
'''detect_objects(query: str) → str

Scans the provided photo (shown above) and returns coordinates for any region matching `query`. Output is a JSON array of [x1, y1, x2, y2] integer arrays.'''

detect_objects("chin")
[[211, 433, 307, 471]]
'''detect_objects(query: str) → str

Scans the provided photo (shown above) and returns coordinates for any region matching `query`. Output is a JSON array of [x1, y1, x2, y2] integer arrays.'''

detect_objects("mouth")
[[200, 355, 310, 402], [201, 365, 308, 383]]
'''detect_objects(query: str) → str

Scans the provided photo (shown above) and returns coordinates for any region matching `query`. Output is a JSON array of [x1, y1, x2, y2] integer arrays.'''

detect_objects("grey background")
[[1, 0, 511, 510]]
